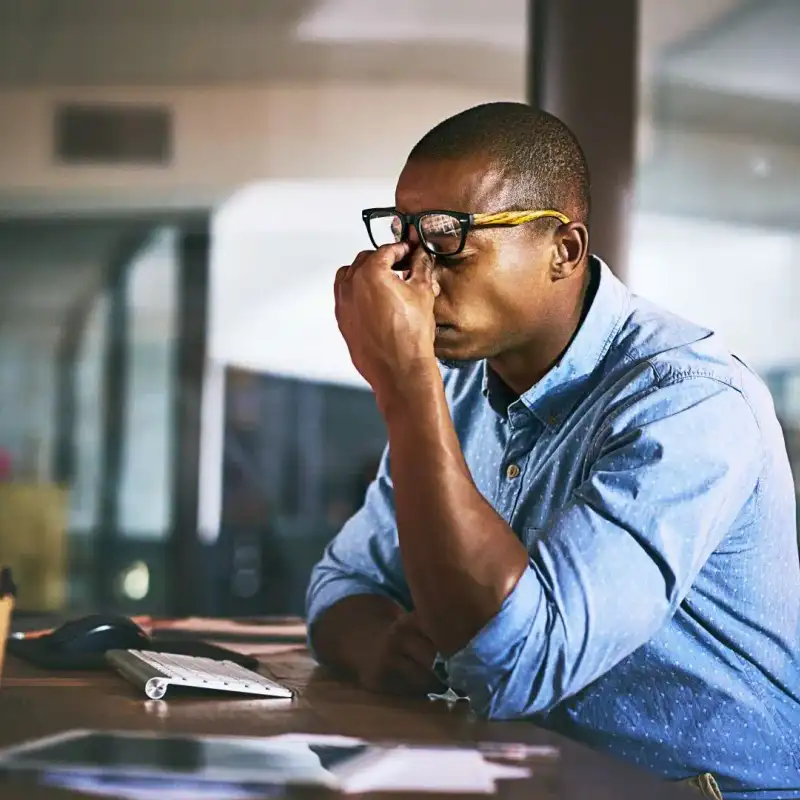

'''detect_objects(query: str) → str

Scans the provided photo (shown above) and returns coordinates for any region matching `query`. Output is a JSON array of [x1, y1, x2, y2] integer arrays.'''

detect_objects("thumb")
[[407, 245, 433, 288]]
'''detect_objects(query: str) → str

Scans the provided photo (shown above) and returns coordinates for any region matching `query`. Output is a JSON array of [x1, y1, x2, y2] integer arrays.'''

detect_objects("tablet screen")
[[0, 730, 371, 786]]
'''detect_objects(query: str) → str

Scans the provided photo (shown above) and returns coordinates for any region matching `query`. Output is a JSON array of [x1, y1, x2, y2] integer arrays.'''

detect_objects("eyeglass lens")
[[368, 211, 464, 255]]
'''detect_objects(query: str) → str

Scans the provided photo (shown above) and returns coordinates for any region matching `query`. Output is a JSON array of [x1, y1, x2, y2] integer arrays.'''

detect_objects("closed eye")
[[435, 254, 471, 268]]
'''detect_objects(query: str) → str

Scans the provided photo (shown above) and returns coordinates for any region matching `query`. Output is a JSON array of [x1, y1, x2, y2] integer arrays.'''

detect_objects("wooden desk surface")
[[0, 648, 695, 800]]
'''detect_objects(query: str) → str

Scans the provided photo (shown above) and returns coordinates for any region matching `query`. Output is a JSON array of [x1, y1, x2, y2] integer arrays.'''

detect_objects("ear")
[[550, 222, 589, 281]]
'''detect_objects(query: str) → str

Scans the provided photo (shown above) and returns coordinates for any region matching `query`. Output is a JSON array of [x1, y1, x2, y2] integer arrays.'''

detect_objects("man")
[[305, 103, 800, 798]]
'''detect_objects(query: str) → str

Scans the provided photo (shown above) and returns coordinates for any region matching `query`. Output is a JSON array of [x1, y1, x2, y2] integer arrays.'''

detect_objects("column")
[[529, 0, 639, 279], [168, 220, 211, 616]]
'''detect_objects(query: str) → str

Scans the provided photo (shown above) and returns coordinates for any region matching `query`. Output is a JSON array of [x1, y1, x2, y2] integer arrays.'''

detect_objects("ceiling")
[[0, 0, 761, 92], [0, 0, 798, 348], [0, 0, 524, 90]]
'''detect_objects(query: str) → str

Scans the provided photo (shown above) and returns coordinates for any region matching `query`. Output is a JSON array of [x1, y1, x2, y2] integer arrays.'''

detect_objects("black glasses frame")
[[362, 207, 472, 257], [362, 206, 572, 258]]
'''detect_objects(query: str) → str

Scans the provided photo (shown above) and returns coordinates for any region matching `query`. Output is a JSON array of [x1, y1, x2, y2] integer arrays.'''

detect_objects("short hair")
[[407, 102, 590, 224]]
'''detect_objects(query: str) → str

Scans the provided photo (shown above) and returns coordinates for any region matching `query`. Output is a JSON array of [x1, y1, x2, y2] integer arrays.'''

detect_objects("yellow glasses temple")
[[473, 209, 571, 226]]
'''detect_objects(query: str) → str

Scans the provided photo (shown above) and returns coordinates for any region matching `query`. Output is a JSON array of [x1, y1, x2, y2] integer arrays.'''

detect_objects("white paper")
[[44, 734, 538, 798], [339, 745, 531, 795], [267, 733, 365, 747], [268, 733, 533, 794]]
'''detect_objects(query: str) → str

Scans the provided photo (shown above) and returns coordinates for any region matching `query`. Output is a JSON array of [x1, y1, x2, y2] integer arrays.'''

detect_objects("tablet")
[[0, 729, 372, 788]]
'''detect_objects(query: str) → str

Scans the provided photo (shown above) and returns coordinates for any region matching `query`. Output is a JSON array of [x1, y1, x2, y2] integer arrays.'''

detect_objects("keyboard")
[[106, 649, 294, 701]]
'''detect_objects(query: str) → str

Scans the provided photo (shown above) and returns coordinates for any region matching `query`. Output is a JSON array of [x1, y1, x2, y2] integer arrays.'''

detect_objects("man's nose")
[[430, 262, 443, 297], [405, 226, 421, 246]]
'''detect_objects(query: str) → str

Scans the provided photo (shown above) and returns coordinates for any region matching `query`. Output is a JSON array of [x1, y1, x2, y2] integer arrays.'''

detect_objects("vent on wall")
[[54, 103, 173, 165]]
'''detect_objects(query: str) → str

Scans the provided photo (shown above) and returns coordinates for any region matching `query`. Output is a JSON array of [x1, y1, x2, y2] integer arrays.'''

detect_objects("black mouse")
[[48, 614, 150, 654]]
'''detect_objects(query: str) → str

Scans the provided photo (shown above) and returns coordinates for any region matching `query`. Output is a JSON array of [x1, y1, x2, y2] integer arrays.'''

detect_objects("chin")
[[434, 329, 482, 368]]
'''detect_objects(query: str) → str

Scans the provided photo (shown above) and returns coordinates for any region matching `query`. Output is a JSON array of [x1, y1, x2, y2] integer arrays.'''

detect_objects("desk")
[[0, 648, 695, 800]]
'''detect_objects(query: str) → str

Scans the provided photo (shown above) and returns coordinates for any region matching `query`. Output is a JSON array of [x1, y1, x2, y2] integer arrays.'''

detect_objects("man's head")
[[392, 101, 591, 369]]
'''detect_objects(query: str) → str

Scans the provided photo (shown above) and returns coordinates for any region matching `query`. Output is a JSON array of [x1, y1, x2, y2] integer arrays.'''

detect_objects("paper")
[[269, 734, 532, 794], [267, 733, 365, 747], [339, 745, 531, 794], [31, 733, 542, 798]]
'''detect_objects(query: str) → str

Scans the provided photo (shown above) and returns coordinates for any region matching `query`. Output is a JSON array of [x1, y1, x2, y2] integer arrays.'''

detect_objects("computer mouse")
[[48, 614, 150, 654]]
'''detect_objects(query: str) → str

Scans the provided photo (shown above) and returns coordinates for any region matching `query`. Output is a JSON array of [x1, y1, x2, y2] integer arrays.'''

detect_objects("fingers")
[[359, 613, 447, 698], [335, 251, 375, 289], [391, 655, 448, 695], [395, 621, 438, 671], [391, 613, 441, 685], [351, 250, 374, 270], [333, 265, 349, 315], [355, 243, 410, 273], [371, 647, 445, 696], [335, 246, 405, 294], [406, 244, 433, 287], [334, 265, 349, 292]]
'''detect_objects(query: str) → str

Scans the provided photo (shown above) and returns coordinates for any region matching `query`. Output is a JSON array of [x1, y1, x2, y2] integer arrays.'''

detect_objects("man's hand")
[[357, 611, 446, 697], [309, 595, 446, 698], [334, 243, 439, 402]]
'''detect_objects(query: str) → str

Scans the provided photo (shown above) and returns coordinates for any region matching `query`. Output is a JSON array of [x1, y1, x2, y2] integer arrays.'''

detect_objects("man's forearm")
[[310, 594, 404, 676], [378, 365, 529, 656]]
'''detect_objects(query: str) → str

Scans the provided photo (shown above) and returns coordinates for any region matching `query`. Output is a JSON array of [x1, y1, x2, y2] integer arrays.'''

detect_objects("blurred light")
[[120, 560, 150, 601], [295, 0, 524, 49], [750, 155, 772, 178]]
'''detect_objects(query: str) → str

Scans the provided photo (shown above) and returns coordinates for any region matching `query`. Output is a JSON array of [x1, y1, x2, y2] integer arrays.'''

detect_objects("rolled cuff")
[[445, 566, 543, 717]]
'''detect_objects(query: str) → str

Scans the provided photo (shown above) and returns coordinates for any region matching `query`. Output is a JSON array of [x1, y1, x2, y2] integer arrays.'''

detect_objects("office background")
[[1, 0, 798, 618]]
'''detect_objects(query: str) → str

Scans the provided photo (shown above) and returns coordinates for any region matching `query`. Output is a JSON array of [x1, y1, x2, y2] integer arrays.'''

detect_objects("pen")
[[0, 567, 17, 686]]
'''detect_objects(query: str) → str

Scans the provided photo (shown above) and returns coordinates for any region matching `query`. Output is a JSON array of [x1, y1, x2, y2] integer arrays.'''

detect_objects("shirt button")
[[506, 464, 521, 480]]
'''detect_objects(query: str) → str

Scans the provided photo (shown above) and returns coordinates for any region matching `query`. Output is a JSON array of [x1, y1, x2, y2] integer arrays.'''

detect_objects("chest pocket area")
[[519, 526, 547, 551], [510, 480, 564, 536], [510, 455, 584, 536]]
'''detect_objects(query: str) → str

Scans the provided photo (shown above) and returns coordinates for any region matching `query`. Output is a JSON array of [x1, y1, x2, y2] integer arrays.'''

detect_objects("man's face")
[[395, 155, 559, 365]]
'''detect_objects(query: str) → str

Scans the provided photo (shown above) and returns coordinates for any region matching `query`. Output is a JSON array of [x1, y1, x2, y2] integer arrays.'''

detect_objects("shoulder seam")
[[588, 367, 765, 468]]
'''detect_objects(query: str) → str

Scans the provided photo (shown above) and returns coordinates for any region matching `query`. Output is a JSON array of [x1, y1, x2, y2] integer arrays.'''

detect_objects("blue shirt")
[[306, 258, 800, 798]]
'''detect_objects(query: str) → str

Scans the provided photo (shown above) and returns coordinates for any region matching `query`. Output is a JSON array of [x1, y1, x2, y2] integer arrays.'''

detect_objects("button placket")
[[496, 421, 538, 522]]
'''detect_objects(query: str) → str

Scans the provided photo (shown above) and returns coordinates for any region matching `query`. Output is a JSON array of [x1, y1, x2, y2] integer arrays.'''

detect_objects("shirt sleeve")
[[445, 375, 764, 719], [305, 446, 411, 637]]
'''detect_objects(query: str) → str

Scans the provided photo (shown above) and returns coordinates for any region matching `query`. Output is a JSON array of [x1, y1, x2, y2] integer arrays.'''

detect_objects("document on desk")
[[269, 733, 545, 794], [1, 730, 554, 798], [337, 743, 531, 794]]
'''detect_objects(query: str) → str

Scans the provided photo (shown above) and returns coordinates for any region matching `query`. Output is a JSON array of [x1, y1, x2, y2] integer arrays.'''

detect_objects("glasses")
[[362, 207, 571, 257]]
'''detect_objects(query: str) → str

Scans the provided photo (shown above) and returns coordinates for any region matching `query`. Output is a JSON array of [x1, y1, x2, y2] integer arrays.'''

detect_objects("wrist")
[[374, 359, 444, 423]]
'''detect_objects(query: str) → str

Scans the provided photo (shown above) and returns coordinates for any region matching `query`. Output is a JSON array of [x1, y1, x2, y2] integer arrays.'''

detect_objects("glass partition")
[[635, 0, 800, 513]]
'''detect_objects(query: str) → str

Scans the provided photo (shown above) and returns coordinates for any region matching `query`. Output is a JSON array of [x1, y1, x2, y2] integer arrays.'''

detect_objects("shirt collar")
[[482, 256, 630, 427]]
